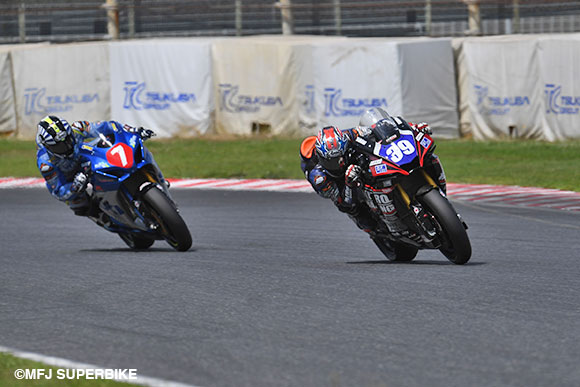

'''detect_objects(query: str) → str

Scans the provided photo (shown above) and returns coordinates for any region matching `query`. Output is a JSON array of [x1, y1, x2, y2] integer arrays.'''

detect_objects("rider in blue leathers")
[[36, 115, 155, 218]]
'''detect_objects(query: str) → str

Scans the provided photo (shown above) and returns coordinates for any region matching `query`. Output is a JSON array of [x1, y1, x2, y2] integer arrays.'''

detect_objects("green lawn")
[[1, 137, 579, 192], [0, 352, 133, 387], [434, 139, 580, 192]]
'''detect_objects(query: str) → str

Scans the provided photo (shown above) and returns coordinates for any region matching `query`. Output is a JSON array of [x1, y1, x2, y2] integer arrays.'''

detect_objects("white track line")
[[0, 345, 198, 387]]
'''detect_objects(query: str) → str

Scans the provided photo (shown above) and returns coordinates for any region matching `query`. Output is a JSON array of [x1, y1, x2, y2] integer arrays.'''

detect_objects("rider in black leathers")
[[300, 108, 445, 236]]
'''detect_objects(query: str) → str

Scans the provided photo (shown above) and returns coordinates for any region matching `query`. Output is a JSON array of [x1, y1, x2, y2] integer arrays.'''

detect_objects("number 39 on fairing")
[[378, 136, 416, 164]]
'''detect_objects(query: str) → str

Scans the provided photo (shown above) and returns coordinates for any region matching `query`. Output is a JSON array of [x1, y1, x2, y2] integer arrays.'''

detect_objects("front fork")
[[118, 166, 174, 232], [394, 169, 441, 244], [396, 169, 438, 206], [395, 169, 468, 244]]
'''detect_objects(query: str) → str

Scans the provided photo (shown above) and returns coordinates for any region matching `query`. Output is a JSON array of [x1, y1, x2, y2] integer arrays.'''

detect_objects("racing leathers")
[[300, 122, 447, 236], [300, 127, 378, 234], [36, 120, 153, 216]]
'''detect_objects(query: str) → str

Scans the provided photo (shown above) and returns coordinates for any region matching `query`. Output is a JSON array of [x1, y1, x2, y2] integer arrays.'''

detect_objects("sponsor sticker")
[[374, 164, 388, 174]]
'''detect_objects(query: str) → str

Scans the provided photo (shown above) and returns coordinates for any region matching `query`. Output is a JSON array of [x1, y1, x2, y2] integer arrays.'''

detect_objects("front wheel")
[[142, 187, 192, 252], [418, 189, 471, 264]]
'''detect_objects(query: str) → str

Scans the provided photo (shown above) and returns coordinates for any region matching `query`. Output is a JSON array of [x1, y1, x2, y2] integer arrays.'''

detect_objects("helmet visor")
[[47, 135, 74, 158], [319, 155, 345, 175]]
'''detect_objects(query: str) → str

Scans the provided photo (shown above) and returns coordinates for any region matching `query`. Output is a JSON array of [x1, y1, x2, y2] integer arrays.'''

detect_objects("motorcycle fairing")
[[414, 131, 434, 169], [369, 158, 409, 177], [79, 130, 168, 233], [106, 143, 134, 169], [355, 130, 435, 178]]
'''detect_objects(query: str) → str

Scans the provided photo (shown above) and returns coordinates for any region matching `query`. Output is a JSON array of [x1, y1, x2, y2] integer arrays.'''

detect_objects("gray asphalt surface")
[[1, 188, 579, 387]]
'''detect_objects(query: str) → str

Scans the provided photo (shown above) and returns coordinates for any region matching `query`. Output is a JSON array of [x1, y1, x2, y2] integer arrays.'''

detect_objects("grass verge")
[[0, 352, 133, 387], [1, 137, 579, 192], [434, 139, 580, 192]]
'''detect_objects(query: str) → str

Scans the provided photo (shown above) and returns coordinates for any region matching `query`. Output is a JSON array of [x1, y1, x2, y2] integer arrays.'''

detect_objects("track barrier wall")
[[0, 50, 15, 134], [456, 33, 580, 141], [1, 34, 580, 140], [110, 38, 214, 137]]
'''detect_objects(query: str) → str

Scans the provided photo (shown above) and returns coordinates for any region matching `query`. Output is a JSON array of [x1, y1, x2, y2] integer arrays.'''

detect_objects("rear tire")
[[119, 233, 155, 250], [142, 187, 192, 252], [418, 189, 471, 264], [373, 237, 418, 262]]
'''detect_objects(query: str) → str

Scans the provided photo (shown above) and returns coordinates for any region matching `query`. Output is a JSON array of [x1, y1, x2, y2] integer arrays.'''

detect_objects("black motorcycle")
[[349, 118, 471, 264]]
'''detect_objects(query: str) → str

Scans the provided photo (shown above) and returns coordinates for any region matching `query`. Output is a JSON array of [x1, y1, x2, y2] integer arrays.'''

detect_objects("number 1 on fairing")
[[111, 144, 128, 167]]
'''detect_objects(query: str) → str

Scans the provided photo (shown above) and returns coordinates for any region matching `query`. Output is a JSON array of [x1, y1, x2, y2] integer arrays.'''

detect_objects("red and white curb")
[[446, 183, 580, 211], [1, 177, 579, 212], [168, 178, 313, 192]]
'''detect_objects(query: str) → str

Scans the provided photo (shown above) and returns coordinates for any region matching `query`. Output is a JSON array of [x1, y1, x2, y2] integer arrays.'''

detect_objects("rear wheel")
[[142, 187, 192, 252], [373, 237, 418, 262], [418, 189, 471, 264], [119, 233, 155, 250]]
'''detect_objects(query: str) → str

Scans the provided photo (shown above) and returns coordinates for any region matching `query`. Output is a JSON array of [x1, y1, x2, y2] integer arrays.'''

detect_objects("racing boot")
[[70, 193, 91, 216], [85, 198, 112, 228], [346, 204, 378, 237], [89, 211, 112, 229]]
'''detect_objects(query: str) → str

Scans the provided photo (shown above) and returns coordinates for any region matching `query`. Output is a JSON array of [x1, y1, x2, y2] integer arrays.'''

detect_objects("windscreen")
[[371, 117, 399, 142], [96, 132, 116, 148]]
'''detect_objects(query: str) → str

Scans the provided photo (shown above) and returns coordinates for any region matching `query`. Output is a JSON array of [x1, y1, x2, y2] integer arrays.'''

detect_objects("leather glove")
[[355, 125, 372, 137], [415, 122, 432, 135], [137, 127, 156, 140], [317, 178, 338, 200], [71, 121, 90, 133], [71, 172, 88, 193], [345, 164, 362, 187]]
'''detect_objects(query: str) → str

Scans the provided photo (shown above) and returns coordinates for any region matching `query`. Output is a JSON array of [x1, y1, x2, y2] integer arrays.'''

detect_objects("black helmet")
[[36, 115, 75, 158]]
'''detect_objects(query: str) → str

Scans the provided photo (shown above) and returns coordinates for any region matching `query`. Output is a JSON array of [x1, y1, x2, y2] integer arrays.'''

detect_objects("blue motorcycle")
[[79, 128, 192, 251], [350, 117, 471, 264]]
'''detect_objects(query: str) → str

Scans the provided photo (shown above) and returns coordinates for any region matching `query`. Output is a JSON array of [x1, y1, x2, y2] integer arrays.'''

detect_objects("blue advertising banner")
[[110, 39, 213, 137], [11, 42, 110, 139]]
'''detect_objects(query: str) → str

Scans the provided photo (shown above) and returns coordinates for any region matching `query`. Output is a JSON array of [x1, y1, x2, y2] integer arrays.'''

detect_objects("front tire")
[[142, 187, 192, 252], [418, 189, 471, 264]]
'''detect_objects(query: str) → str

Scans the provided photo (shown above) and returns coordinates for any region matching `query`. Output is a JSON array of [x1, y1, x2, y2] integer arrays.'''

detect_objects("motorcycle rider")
[[300, 124, 378, 234], [36, 115, 156, 222], [299, 107, 443, 236]]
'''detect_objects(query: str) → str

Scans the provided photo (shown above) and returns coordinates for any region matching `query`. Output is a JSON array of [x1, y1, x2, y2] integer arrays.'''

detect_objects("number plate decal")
[[377, 134, 417, 165], [106, 143, 134, 169]]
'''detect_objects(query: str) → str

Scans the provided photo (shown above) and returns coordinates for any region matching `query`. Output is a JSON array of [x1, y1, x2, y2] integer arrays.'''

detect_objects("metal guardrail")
[[0, 1, 579, 44]]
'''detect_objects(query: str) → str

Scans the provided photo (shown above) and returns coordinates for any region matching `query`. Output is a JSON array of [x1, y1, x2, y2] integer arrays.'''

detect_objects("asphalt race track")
[[1, 188, 580, 387]]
